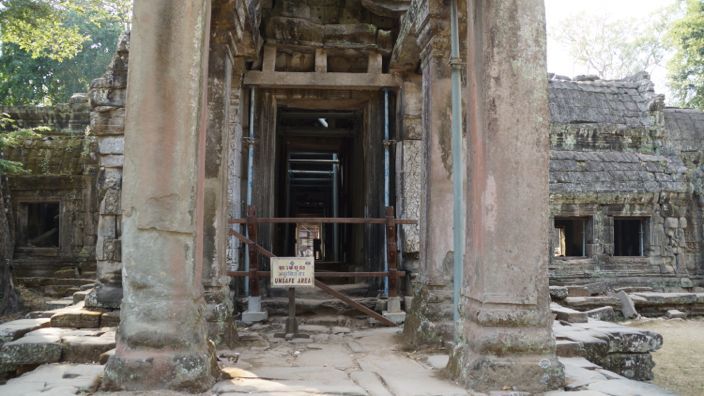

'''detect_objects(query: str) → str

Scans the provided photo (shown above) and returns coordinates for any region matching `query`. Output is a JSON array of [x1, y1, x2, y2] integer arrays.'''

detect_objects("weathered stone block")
[[100, 154, 124, 168], [551, 303, 588, 323], [101, 311, 121, 327], [100, 189, 122, 215], [0, 329, 62, 365], [600, 353, 655, 381], [73, 290, 90, 304], [62, 333, 116, 363], [665, 309, 686, 319], [585, 306, 616, 321], [97, 216, 117, 240], [89, 87, 126, 108], [0, 318, 51, 346], [98, 136, 124, 155], [50, 309, 103, 329], [549, 286, 569, 301], [616, 291, 638, 319], [90, 107, 125, 136]]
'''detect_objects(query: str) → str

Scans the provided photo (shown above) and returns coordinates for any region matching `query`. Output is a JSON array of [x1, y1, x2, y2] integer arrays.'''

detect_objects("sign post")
[[271, 257, 314, 338]]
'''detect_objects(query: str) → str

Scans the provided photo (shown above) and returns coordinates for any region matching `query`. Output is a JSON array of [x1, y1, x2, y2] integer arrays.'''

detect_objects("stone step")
[[0, 319, 51, 346], [0, 327, 116, 370], [551, 303, 588, 323]]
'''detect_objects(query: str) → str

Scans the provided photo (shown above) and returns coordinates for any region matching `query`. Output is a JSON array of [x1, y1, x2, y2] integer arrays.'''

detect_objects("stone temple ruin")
[[1, 0, 703, 394]]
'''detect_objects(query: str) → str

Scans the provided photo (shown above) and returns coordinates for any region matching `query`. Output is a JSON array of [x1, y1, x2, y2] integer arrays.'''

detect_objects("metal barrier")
[[228, 205, 416, 327]]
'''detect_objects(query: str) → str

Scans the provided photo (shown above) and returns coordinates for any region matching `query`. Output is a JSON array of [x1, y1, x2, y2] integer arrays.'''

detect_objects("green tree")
[[668, 0, 704, 109], [552, 11, 673, 80], [0, 0, 131, 105]]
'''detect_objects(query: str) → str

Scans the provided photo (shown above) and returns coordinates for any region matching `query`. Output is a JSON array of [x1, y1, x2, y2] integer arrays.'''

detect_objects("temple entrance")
[[275, 109, 363, 275]]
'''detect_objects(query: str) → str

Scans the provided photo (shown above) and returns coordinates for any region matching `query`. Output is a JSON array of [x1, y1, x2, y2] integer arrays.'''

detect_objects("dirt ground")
[[628, 317, 704, 396]]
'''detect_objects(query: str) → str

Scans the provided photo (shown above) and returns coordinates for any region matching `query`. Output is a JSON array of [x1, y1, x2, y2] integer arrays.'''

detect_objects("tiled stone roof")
[[548, 74, 656, 128], [550, 150, 688, 195], [664, 107, 704, 153]]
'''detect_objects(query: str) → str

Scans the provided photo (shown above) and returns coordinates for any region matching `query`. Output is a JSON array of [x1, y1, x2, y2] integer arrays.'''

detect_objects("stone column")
[[403, 4, 456, 346], [448, 1, 564, 392], [201, 23, 237, 348], [103, 1, 218, 392]]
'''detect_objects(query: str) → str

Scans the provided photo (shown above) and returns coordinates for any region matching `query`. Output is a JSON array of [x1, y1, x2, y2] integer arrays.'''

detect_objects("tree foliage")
[[0, 0, 131, 105], [553, 11, 672, 80], [668, 0, 704, 109]]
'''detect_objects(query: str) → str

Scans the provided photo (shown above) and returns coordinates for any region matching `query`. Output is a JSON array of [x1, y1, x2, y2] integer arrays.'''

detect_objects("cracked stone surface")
[[0, 320, 678, 395]]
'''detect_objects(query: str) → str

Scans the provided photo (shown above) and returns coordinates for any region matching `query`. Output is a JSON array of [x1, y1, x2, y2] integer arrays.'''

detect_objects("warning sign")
[[270, 257, 315, 288]]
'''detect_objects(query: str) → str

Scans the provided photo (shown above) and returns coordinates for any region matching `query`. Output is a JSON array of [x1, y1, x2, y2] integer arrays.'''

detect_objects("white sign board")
[[271, 257, 315, 288]]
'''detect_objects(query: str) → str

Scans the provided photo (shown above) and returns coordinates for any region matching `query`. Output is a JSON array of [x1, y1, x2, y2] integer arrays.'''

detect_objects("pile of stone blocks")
[[554, 319, 662, 380], [0, 301, 116, 382]]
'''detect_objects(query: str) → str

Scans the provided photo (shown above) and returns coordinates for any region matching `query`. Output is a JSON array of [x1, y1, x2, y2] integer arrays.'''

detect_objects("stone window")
[[17, 202, 60, 248], [554, 217, 590, 257], [614, 217, 647, 257]]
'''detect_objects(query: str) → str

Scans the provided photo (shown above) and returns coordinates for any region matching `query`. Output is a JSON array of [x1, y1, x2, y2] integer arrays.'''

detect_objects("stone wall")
[[548, 74, 704, 289], [84, 33, 129, 310], [3, 97, 97, 296]]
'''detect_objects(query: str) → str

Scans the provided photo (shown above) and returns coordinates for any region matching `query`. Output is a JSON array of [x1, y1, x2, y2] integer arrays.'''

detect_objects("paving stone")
[[563, 363, 607, 390], [298, 324, 330, 333], [214, 366, 368, 395], [357, 353, 468, 395], [350, 370, 393, 396], [0, 318, 51, 345], [586, 378, 676, 395], [0, 363, 103, 395]]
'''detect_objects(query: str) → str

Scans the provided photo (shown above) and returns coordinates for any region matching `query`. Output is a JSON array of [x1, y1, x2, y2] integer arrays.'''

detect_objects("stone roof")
[[664, 107, 704, 153], [550, 150, 688, 195], [548, 74, 657, 128]]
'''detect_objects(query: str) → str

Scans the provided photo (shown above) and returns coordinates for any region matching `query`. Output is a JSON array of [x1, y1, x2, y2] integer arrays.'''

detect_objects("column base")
[[448, 348, 564, 393], [402, 283, 454, 348], [382, 296, 406, 324], [241, 296, 268, 324], [102, 348, 218, 392]]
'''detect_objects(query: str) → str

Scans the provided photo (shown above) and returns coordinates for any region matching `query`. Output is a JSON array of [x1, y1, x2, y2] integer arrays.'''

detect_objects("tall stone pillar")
[[403, 4, 456, 346], [201, 19, 237, 348], [103, 1, 218, 392], [448, 1, 564, 392]]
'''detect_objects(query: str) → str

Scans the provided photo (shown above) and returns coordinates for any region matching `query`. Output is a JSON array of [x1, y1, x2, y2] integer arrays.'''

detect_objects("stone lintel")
[[243, 71, 401, 90]]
